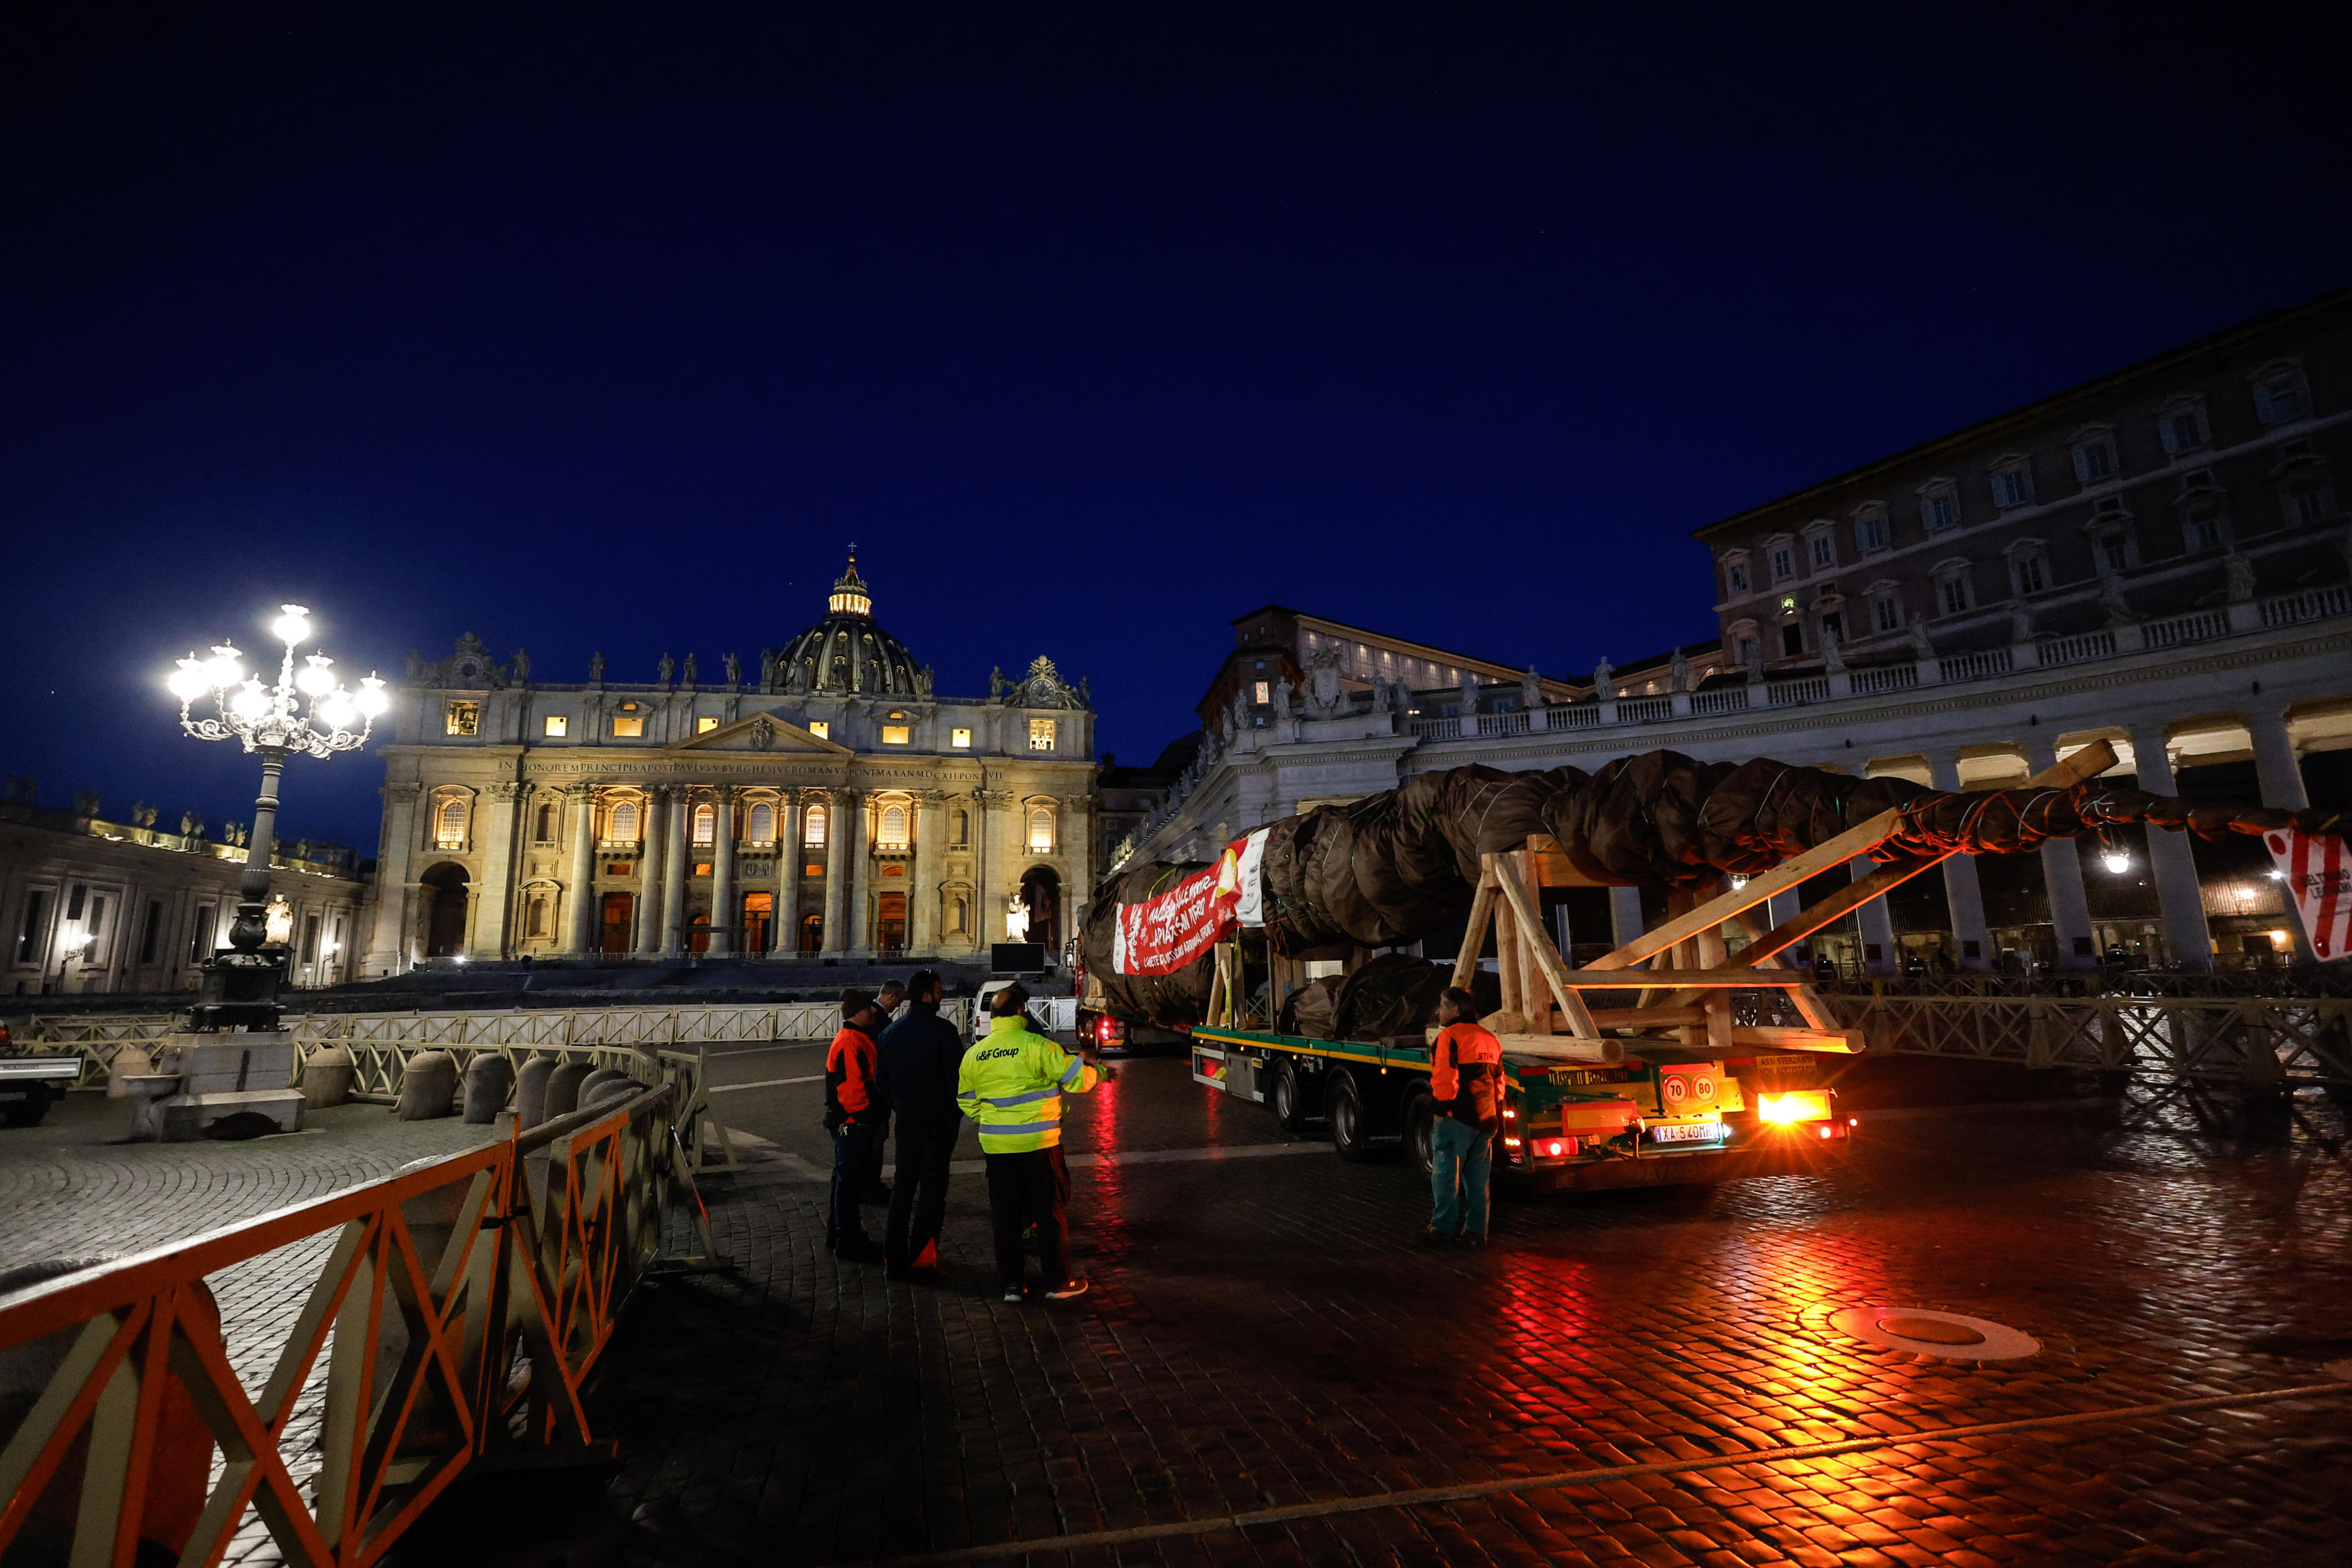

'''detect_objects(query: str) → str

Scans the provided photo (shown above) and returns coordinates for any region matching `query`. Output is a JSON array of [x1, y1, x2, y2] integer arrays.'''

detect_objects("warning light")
[[1759, 1094, 1804, 1125], [1538, 1138, 1570, 1158], [1818, 1125, 1835, 1139]]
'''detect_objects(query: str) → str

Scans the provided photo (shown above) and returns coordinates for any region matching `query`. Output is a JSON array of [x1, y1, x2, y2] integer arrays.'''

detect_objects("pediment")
[[672, 711, 851, 755]]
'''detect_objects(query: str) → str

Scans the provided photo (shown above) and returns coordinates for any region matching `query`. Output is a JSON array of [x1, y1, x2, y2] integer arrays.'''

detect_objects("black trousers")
[[886, 1113, 960, 1270], [827, 1119, 883, 1249], [984, 1145, 1071, 1290]]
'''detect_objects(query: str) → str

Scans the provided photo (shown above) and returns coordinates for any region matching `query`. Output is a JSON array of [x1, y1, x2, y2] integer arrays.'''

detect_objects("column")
[[976, 788, 1012, 947], [821, 789, 853, 957], [1850, 856, 1898, 973], [841, 789, 869, 957], [472, 780, 525, 959], [2246, 708, 2317, 963], [564, 785, 599, 953], [1061, 792, 1093, 947], [659, 786, 689, 956], [1608, 885, 1645, 949], [635, 788, 668, 953], [2128, 725, 2213, 972], [1926, 753, 1994, 970], [2025, 740, 2098, 969], [912, 790, 946, 956], [707, 786, 738, 956], [773, 788, 802, 956], [366, 782, 422, 975]]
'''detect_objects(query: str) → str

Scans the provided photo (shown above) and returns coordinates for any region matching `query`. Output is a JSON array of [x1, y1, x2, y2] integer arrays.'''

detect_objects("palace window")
[[2158, 400, 2207, 455], [2252, 364, 2306, 425], [609, 800, 639, 843], [2095, 529, 2133, 573], [1872, 591, 1903, 634], [1027, 806, 1055, 853], [1768, 541, 1796, 581], [1935, 564, 1975, 616], [1809, 531, 1837, 569], [2182, 505, 2223, 553], [1919, 482, 1960, 531], [806, 721, 829, 740], [1779, 622, 1805, 658], [2070, 433, 2116, 485], [544, 714, 568, 737], [1029, 718, 1056, 752], [1818, 607, 1844, 645], [697, 717, 720, 733], [878, 803, 910, 848], [1852, 505, 1890, 554], [2282, 466, 2333, 529], [1721, 555, 1749, 596], [434, 798, 467, 850], [1252, 681, 1270, 704], [804, 805, 827, 848], [444, 701, 479, 737], [950, 727, 972, 749], [881, 724, 911, 746], [747, 802, 774, 845], [1990, 459, 2032, 510], [2009, 550, 2048, 595], [612, 716, 645, 737], [692, 804, 715, 845]]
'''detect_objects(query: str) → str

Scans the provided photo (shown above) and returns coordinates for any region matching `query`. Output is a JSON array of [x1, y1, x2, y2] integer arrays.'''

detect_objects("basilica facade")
[[361, 558, 1097, 975]]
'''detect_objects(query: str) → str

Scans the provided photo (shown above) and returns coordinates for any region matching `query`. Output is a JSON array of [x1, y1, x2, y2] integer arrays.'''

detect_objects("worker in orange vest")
[[824, 987, 890, 1259], [1423, 985, 1502, 1249]]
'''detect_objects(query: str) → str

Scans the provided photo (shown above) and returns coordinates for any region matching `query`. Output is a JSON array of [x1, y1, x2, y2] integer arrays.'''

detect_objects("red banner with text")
[[1111, 829, 1269, 975]]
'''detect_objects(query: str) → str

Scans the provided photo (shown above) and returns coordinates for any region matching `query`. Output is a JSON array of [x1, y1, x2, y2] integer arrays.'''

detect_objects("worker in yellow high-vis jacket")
[[957, 982, 1110, 1302]]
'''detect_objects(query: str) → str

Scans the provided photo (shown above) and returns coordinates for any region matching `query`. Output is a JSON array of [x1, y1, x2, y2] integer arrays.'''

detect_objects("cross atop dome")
[[828, 546, 871, 618]]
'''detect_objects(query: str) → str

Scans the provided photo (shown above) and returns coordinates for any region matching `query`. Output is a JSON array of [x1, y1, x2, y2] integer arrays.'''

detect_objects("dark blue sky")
[[5, 3, 2345, 850]]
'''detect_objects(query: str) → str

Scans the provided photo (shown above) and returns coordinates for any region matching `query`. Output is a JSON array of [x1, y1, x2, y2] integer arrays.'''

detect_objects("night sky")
[[5, 5, 2346, 852]]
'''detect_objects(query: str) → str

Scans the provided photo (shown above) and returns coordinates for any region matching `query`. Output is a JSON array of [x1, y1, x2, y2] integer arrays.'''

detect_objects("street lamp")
[[168, 604, 387, 1028]]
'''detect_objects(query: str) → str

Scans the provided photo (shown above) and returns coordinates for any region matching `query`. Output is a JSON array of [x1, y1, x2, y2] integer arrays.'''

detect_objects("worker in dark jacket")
[[876, 969, 964, 1280], [1423, 985, 1502, 1249], [824, 988, 889, 1259], [860, 978, 909, 1203]]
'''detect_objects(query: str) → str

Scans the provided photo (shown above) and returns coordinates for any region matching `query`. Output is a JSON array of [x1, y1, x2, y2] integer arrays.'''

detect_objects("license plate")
[[1649, 1122, 1723, 1145], [0, 1090, 24, 1102]]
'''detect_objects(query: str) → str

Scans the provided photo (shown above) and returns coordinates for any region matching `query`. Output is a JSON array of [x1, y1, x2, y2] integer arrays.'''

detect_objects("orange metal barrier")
[[0, 1081, 715, 1567]]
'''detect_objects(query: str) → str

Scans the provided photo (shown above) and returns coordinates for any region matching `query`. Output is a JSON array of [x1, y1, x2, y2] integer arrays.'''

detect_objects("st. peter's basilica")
[[361, 556, 1097, 974]]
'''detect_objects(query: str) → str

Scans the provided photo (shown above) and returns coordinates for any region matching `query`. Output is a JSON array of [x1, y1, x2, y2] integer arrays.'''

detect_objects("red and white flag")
[[2264, 828, 2351, 959], [1111, 828, 1270, 975]]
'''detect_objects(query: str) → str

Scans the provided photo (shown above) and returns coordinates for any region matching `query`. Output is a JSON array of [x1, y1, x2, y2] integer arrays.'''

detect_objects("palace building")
[[362, 557, 1097, 974]]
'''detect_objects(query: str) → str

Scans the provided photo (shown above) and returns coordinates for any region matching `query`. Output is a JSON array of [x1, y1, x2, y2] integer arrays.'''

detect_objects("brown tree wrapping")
[[1082, 748, 2336, 1027]]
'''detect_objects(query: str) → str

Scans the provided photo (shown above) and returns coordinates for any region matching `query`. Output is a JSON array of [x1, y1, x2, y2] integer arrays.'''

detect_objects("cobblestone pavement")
[[595, 1059, 2352, 1566]]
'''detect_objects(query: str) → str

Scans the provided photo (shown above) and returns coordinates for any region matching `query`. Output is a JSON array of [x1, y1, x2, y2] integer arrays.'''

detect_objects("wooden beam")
[[1517, 852, 1552, 1037], [1730, 1025, 1861, 1054], [1583, 812, 1903, 971], [1490, 855, 1603, 1038], [1450, 871, 1499, 993], [1585, 1004, 1707, 1028], [1733, 740, 2118, 969], [1556, 968, 1818, 988]]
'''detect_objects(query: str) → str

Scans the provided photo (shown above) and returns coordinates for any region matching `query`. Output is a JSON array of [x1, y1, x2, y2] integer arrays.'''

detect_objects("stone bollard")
[[300, 1045, 356, 1109], [106, 1046, 154, 1096], [394, 1051, 460, 1121], [577, 1067, 634, 1110], [514, 1054, 557, 1129], [542, 1060, 595, 1120], [461, 1054, 516, 1124]]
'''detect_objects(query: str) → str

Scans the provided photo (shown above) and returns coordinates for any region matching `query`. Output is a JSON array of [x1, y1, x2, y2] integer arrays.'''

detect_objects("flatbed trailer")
[[1189, 1024, 1854, 1192]]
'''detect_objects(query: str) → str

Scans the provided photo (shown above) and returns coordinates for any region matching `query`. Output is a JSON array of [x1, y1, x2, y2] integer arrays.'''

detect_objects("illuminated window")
[[1252, 681, 1270, 704], [804, 805, 827, 848], [951, 727, 972, 748], [609, 800, 639, 843], [697, 717, 720, 733], [434, 798, 467, 849], [747, 802, 774, 844], [878, 803, 910, 848], [807, 721, 829, 740], [444, 701, 479, 737], [1027, 805, 1054, 852], [692, 804, 714, 844], [612, 716, 645, 737], [882, 724, 910, 745], [1028, 718, 1055, 752], [543, 714, 568, 737]]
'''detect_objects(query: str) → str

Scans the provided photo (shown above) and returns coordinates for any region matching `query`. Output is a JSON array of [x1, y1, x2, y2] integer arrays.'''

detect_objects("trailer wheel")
[[1402, 1092, 1436, 1177], [3, 1091, 51, 1129], [1269, 1058, 1315, 1133], [1328, 1072, 1375, 1162]]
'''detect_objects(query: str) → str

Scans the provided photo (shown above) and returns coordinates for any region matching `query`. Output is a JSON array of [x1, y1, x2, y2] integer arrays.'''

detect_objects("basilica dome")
[[773, 554, 929, 697]]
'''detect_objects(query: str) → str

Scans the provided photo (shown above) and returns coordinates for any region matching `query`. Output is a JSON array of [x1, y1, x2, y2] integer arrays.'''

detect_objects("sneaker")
[[1001, 1285, 1026, 1304], [1043, 1277, 1090, 1301]]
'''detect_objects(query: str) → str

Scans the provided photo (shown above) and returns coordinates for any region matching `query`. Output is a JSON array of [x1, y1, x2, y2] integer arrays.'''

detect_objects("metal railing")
[[1832, 992, 2352, 1085], [0, 1080, 713, 1568]]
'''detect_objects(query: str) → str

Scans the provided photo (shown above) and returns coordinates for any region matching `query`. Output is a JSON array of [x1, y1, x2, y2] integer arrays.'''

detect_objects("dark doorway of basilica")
[[600, 893, 633, 955], [688, 913, 710, 955], [799, 913, 823, 955], [1017, 867, 1061, 954], [741, 893, 773, 956], [875, 892, 906, 957], [421, 864, 469, 957]]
